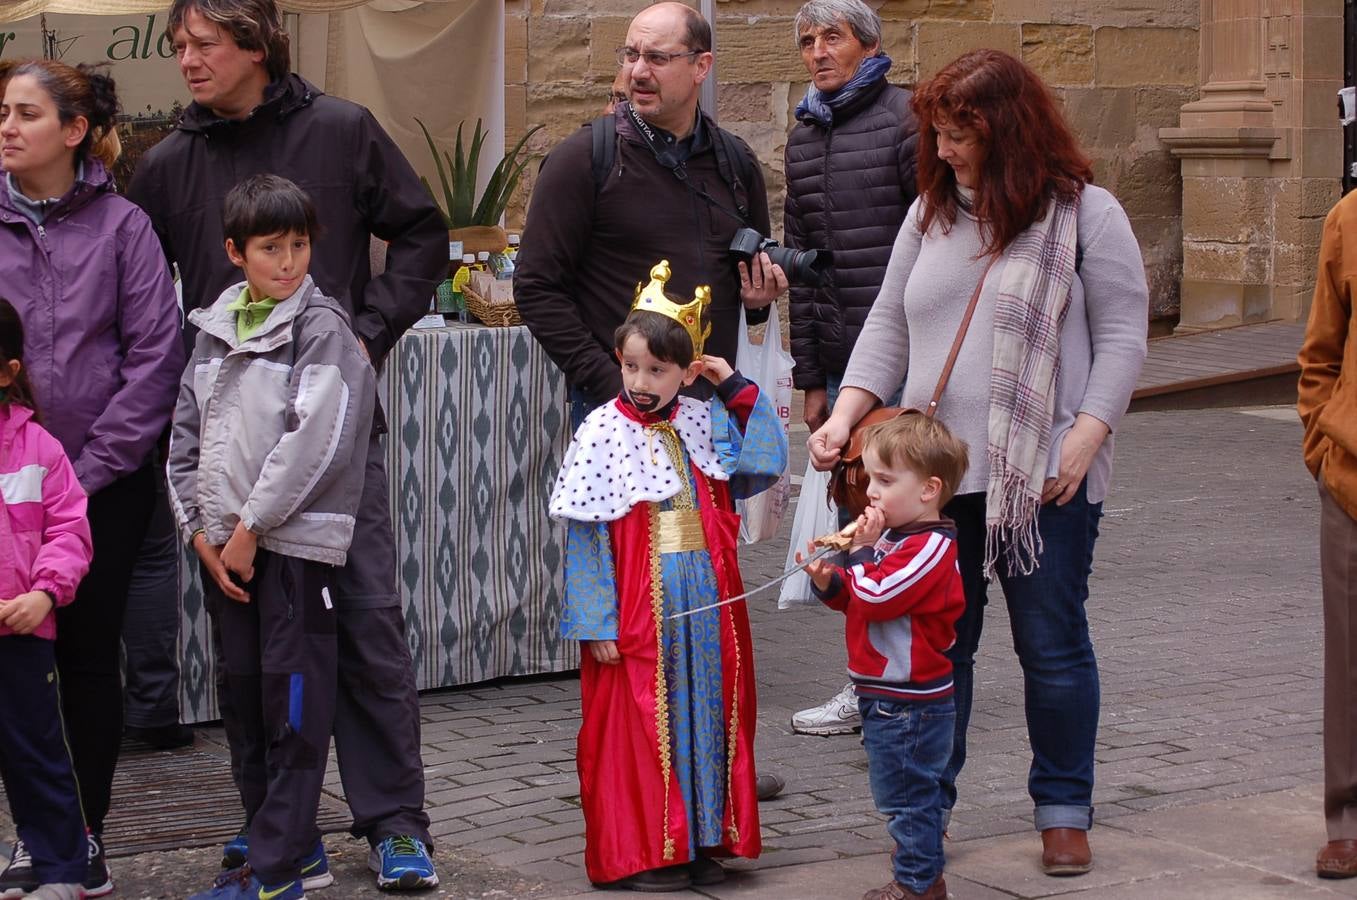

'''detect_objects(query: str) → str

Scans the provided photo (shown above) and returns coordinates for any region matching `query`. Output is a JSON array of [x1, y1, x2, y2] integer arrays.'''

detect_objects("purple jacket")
[[0, 403, 92, 641], [0, 160, 184, 494]]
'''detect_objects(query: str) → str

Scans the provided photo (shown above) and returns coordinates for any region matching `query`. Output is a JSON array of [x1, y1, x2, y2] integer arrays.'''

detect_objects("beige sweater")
[[841, 185, 1149, 502]]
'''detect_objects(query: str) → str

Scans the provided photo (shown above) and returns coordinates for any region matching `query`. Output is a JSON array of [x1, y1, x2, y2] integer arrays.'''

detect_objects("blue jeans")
[[860, 697, 954, 893], [940, 483, 1102, 832]]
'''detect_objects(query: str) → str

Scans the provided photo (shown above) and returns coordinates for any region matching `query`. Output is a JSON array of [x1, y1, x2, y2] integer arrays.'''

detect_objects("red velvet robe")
[[575, 465, 762, 884]]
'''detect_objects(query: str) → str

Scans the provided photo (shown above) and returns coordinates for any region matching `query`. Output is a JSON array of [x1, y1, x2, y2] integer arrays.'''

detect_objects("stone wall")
[[1160, 1, 1343, 331], [505, 0, 1200, 321]]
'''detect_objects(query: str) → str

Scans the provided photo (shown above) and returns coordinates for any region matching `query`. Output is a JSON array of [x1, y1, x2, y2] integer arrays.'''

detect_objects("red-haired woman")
[[809, 49, 1148, 885]]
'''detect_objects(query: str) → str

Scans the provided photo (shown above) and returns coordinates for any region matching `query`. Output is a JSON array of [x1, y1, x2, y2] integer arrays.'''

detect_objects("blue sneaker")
[[297, 841, 333, 891], [188, 866, 303, 900], [222, 832, 248, 870], [368, 836, 438, 890]]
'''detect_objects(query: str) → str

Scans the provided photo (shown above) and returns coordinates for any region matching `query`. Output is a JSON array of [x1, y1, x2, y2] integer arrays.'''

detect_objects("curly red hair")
[[912, 49, 1093, 256]]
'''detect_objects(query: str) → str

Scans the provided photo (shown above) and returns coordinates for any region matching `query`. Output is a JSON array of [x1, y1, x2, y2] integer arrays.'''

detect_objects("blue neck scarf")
[[795, 53, 892, 127]]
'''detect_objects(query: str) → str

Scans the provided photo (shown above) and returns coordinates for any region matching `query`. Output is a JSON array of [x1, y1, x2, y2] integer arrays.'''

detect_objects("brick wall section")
[[505, 0, 1200, 321]]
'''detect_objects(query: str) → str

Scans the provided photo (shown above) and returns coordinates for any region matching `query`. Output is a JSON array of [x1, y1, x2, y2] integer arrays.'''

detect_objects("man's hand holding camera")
[[739, 251, 787, 309]]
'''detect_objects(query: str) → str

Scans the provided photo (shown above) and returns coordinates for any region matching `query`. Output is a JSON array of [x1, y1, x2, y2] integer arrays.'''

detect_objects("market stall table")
[[176, 321, 576, 723]]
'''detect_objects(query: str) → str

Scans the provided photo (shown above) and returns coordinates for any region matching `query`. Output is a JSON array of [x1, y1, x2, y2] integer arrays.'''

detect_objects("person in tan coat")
[[1299, 188, 1357, 880]]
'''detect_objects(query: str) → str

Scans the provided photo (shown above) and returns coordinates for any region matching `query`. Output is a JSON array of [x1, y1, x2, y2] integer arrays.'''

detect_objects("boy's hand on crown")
[[852, 507, 886, 549], [698, 354, 734, 385]]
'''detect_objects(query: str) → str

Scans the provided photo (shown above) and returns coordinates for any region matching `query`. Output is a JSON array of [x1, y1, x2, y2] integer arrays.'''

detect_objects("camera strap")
[[625, 104, 752, 228]]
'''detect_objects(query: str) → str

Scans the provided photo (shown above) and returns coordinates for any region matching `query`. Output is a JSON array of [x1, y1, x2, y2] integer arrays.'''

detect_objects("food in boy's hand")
[[813, 519, 859, 551]]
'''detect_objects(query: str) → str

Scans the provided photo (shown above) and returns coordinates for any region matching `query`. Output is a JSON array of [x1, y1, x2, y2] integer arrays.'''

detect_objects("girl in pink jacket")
[[0, 297, 93, 900]]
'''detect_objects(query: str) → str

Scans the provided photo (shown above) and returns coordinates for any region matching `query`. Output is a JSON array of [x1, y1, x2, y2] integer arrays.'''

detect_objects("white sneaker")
[[790, 683, 861, 735], [26, 885, 82, 900]]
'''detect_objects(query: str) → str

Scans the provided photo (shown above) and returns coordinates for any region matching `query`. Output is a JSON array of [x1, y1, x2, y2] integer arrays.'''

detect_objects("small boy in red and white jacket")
[[802, 413, 968, 900]]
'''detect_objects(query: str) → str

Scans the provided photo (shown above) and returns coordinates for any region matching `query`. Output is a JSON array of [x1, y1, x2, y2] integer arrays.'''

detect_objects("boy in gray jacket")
[[168, 175, 376, 900]]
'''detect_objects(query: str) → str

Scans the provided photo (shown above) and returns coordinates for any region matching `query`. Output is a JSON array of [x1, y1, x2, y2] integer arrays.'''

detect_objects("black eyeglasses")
[[616, 46, 702, 68]]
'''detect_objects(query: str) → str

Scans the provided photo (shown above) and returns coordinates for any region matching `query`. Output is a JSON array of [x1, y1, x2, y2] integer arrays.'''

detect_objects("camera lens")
[[727, 227, 833, 287], [766, 246, 832, 287]]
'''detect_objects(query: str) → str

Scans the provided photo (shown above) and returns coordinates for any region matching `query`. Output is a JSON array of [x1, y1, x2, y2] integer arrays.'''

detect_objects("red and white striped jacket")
[[814, 519, 964, 703]]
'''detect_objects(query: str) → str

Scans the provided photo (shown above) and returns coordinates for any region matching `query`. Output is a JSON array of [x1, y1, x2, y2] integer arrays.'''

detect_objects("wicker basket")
[[463, 282, 522, 327]]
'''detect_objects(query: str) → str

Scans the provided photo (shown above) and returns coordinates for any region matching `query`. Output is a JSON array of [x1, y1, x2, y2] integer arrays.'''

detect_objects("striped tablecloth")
[[178, 322, 576, 723]]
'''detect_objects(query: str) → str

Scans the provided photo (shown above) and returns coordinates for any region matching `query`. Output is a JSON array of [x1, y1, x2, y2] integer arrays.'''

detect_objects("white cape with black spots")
[[549, 397, 729, 524]]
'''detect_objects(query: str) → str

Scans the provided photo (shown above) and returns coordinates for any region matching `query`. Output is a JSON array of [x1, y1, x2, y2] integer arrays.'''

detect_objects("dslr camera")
[[728, 228, 832, 287]]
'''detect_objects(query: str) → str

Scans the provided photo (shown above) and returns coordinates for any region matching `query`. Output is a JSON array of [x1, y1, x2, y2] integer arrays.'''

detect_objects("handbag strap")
[[924, 256, 998, 419]]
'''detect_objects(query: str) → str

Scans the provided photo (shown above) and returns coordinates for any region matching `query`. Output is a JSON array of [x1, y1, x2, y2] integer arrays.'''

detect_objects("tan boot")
[[1040, 827, 1092, 876]]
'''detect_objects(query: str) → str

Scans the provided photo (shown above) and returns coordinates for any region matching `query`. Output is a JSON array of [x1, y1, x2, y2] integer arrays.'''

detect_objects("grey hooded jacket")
[[167, 276, 377, 566]]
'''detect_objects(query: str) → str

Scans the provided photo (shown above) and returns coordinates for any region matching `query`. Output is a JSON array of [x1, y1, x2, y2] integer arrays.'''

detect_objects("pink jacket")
[[0, 403, 92, 640]]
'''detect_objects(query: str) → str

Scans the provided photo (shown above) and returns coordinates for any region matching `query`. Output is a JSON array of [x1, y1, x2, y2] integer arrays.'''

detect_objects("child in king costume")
[[549, 261, 788, 891]]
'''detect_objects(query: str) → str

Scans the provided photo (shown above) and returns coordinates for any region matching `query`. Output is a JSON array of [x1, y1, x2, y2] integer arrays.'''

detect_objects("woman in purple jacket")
[[0, 59, 183, 896]]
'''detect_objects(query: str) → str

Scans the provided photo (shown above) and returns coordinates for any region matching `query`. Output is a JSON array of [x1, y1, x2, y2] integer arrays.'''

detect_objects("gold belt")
[[655, 509, 707, 554]]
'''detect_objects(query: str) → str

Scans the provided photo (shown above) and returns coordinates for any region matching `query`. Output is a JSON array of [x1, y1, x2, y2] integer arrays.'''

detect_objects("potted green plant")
[[416, 117, 542, 254]]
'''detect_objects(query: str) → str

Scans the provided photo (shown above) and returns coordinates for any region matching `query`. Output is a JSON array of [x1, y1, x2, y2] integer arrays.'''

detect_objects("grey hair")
[[793, 0, 882, 48]]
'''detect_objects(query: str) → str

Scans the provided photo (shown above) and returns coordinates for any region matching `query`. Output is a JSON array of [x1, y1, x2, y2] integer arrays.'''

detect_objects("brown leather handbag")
[[828, 259, 996, 517]]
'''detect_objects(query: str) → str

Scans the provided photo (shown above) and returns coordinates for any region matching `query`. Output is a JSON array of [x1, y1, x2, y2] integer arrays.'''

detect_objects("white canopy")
[[0, 0, 504, 208]]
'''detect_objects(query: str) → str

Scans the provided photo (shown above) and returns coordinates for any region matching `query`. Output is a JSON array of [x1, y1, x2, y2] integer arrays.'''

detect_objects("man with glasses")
[[516, 1, 785, 431]]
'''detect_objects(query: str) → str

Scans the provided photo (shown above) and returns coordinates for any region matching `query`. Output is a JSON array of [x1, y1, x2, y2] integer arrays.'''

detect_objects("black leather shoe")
[[756, 773, 785, 801], [689, 856, 726, 885], [602, 865, 691, 892]]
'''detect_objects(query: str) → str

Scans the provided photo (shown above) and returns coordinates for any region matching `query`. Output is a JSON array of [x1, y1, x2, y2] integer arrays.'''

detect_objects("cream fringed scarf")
[[983, 194, 1081, 576]]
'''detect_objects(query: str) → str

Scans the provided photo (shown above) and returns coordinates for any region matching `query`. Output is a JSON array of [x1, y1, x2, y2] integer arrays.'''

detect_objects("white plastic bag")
[[735, 303, 795, 544], [778, 461, 840, 608]]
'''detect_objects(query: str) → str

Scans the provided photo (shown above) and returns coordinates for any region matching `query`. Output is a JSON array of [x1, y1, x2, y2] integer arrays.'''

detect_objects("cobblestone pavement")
[[1, 404, 1329, 898]]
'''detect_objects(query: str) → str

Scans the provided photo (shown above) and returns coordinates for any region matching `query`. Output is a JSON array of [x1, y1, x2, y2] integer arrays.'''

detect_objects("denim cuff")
[[1033, 804, 1093, 831]]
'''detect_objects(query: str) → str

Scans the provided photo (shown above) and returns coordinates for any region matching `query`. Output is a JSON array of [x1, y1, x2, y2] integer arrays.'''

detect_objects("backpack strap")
[[710, 126, 753, 224], [590, 114, 617, 191]]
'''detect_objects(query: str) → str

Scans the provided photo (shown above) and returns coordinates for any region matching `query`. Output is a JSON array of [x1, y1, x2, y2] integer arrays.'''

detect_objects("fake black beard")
[[628, 390, 662, 411]]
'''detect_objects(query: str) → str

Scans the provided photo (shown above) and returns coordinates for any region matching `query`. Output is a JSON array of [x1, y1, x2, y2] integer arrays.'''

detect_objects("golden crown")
[[631, 260, 712, 360]]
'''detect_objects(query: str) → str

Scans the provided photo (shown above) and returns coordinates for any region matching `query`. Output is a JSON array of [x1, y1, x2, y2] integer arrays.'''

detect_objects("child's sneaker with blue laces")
[[189, 865, 303, 900], [368, 836, 438, 890], [220, 834, 330, 891]]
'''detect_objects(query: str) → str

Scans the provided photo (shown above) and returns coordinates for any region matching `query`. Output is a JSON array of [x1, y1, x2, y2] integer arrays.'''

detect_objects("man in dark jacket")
[[784, 0, 919, 738], [126, 0, 445, 889], [515, 1, 786, 428]]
